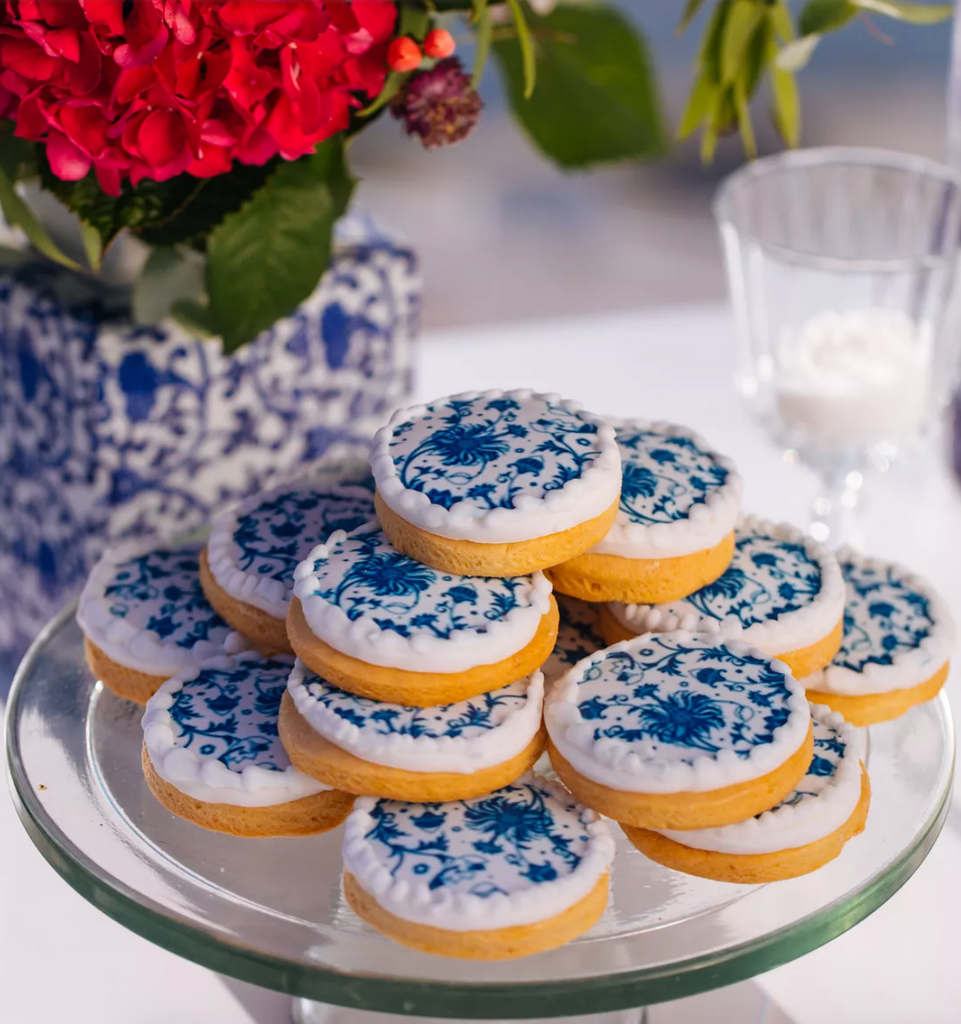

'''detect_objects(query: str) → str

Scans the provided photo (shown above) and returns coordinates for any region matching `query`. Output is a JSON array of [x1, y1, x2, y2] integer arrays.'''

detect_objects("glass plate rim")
[[5, 604, 956, 1018]]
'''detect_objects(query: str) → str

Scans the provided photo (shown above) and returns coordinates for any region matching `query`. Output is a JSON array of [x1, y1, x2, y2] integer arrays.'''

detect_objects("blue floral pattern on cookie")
[[299, 671, 530, 739], [387, 393, 604, 513], [834, 558, 935, 672], [167, 657, 293, 772], [770, 718, 846, 810], [575, 635, 796, 760], [616, 426, 730, 525], [301, 525, 533, 640], [105, 546, 233, 651], [360, 778, 592, 895], [544, 597, 607, 682], [231, 479, 376, 587], [682, 532, 823, 630]]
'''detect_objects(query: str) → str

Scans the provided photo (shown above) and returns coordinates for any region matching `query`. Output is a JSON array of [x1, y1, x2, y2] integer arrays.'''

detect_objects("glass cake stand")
[[6, 606, 955, 1023]]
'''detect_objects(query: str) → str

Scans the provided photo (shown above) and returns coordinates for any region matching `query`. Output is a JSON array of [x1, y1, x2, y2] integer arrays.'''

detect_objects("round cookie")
[[142, 652, 353, 837], [542, 596, 608, 686], [804, 549, 954, 726], [280, 661, 545, 800], [341, 774, 615, 959], [623, 705, 869, 883], [602, 517, 845, 679], [545, 632, 813, 831], [288, 521, 559, 706], [370, 389, 621, 576], [202, 469, 376, 654], [78, 541, 244, 704], [548, 421, 741, 604]]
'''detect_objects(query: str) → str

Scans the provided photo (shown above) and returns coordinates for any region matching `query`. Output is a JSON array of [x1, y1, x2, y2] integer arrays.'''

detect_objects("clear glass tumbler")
[[714, 147, 961, 544]]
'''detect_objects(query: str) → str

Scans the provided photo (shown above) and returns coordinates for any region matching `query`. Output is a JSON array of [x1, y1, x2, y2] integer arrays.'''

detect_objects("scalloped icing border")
[[370, 388, 622, 543], [207, 461, 375, 621], [590, 419, 743, 559], [142, 651, 330, 807], [806, 546, 955, 696], [654, 704, 864, 854], [341, 773, 615, 931], [545, 629, 812, 795], [77, 539, 246, 676], [608, 516, 846, 657], [287, 659, 546, 773], [292, 521, 554, 673]]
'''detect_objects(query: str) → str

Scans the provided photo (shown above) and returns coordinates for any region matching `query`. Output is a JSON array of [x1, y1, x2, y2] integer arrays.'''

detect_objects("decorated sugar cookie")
[[545, 632, 812, 830], [370, 389, 621, 576], [201, 470, 376, 654], [341, 774, 615, 959], [288, 522, 558, 706], [623, 705, 870, 883], [280, 661, 545, 801], [542, 596, 608, 685], [78, 541, 243, 704], [601, 517, 845, 679], [142, 652, 353, 837], [804, 550, 954, 726], [549, 421, 741, 604]]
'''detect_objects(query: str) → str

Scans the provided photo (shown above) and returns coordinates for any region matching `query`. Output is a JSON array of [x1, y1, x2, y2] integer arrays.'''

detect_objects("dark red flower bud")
[[390, 58, 482, 149]]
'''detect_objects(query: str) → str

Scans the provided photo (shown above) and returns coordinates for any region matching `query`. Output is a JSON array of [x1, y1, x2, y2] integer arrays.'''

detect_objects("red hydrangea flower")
[[0, 0, 397, 194]]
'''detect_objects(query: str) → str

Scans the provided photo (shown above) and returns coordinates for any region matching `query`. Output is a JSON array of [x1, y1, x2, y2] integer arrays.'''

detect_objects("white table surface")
[[2, 303, 960, 1024]]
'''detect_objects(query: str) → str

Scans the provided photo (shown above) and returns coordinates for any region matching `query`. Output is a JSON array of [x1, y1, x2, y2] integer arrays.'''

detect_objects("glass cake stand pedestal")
[[6, 608, 955, 1023]]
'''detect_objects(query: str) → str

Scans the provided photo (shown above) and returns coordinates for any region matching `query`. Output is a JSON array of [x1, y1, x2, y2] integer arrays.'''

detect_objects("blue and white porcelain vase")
[[0, 217, 419, 670]]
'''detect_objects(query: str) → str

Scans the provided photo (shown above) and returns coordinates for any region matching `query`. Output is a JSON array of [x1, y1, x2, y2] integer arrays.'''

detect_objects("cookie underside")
[[807, 661, 949, 726], [85, 636, 168, 705]]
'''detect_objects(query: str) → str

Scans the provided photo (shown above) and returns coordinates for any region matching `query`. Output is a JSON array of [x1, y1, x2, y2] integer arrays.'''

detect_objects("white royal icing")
[[78, 541, 244, 676], [542, 596, 608, 686], [370, 389, 621, 543], [292, 521, 553, 673], [287, 660, 545, 773], [805, 548, 955, 696], [342, 773, 614, 931], [207, 468, 376, 621], [545, 631, 811, 795], [608, 517, 845, 658], [655, 705, 863, 854], [142, 652, 329, 808], [590, 420, 742, 559]]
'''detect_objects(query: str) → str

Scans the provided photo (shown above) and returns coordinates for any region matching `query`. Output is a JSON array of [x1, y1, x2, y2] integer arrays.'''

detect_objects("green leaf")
[[493, 3, 666, 169], [743, 16, 772, 95], [400, 1, 431, 37], [0, 160, 80, 270], [677, 72, 715, 138], [733, 79, 757, 158], [768, 0, 795, 40], [505, 0, 537, 98], [722, 0, 765, 83], [776, 34, 821, 71], [700, 0, 734, 81], [851, 0, 952, 23], [132, 246, 205, 325], [0, 125, 38, 183], [170, 299, 216, 338], [798, 0, 857, 35], [677, 0, 709, 33], [79, 220, 103, 271], [206, 139, 354, 353], [772, 67, 801, 145], [472, 0, 492, 88]]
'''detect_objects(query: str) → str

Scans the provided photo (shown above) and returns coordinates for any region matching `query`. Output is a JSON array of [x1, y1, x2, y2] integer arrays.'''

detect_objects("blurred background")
[[350, 1, 953, 330]]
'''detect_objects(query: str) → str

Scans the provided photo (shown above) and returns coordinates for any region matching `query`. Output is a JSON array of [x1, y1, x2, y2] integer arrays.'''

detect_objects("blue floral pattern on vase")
[[575, 635, 796, 761], [303, 525, 534, 641], [360, 778, 592, 896], [834, 558, 934, 672], [105, 544, 234, 651], [387, 393, 604, 513], [768, 718, 846, 810], [0, 214, 418, 669], [616, 426, 730, 525], [232, 479, 376, 590], [544, 596, 607, 683], [300, 670, 529, 738], [168, 657, 293, 772], [679, 531, 823, 630]]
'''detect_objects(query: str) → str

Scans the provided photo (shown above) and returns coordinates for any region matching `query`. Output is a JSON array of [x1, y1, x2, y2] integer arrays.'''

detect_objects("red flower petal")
[[136, 107, 186, 167], [47, 130, 92, 180]]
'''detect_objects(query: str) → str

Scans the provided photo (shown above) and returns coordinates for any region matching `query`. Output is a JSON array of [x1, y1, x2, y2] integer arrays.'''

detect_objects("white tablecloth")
[[3, 304, 959, 1023]]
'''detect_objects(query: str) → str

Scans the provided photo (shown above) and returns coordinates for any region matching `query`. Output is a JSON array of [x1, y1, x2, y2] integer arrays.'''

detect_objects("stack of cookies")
[[76, 388, 954, 961]]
